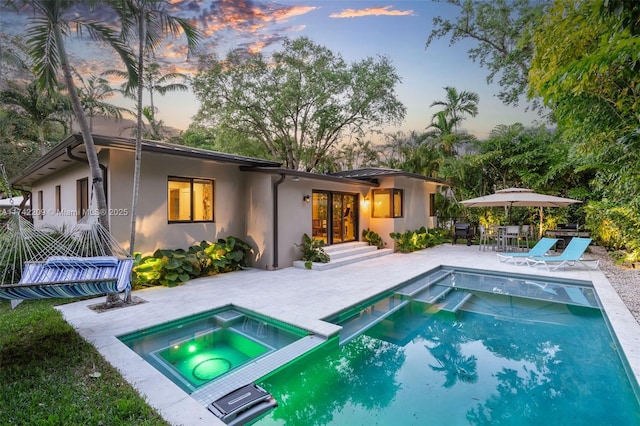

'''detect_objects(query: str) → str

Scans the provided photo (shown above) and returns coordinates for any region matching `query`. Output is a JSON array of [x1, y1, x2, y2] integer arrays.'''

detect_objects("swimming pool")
[[253, 268, 640, 425], [118, 306, 308, 393]]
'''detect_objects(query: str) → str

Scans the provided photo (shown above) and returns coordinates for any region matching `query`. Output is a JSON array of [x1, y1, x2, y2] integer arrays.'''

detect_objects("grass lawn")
[[0, 299, 169, 425]]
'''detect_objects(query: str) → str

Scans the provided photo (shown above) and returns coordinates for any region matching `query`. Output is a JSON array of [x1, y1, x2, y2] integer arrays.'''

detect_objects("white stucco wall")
[[108, 149, 248, 255], [30, 152, 109, 230], [28, 147, 443, 268], [368, 176, 440, 249]]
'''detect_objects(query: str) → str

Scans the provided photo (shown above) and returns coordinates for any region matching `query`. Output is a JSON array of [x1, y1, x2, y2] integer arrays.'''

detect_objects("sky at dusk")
[[1, 1, 543, 141]]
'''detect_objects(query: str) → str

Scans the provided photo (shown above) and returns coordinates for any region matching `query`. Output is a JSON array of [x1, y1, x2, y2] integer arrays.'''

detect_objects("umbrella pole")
[[539, 206, 544, 239]]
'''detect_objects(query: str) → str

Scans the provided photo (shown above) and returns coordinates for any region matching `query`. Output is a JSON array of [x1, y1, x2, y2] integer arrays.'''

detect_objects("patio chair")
[[496, 237, 558, 265], [478, 225, 497, 251], [525, 237, 599, 271]]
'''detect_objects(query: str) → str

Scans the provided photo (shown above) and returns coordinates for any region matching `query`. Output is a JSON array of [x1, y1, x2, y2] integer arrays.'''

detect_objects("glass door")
[[332, 196, 344, 243], [312, 192, 328, 244], [312, 191, 358, 245]]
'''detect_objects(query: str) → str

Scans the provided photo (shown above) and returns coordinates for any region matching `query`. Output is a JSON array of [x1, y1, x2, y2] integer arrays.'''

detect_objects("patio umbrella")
[[460, 188, 581, 238]]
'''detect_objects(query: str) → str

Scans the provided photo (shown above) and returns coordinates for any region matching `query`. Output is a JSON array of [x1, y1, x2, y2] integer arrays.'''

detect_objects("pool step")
[[412, 284, 453, 304], [293, 242, 393, 270], [432, 291, 473, 313], [395, 270, 454, 297], [339, 299, 410, 345]]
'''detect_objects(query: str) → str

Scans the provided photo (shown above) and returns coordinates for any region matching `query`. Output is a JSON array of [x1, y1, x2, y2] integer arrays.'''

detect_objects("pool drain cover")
[[192, 357, 232, 380]]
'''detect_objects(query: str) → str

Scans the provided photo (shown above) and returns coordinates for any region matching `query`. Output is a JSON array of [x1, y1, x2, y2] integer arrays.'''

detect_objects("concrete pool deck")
[[56, 244, 640, 426]]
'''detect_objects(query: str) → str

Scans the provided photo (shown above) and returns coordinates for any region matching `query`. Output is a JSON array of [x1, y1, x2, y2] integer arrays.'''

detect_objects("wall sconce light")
[[303, 194, 311, 203]]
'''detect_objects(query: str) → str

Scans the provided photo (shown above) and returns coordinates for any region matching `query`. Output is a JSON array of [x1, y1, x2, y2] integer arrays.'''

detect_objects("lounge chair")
[[497, 237, 559, 265], [526, 237, 599, 270]]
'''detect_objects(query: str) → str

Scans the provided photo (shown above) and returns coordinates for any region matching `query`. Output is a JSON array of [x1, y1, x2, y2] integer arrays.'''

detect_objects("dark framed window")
[[429, 193, 436, 217], [167, 177, 214, 223], [37, 190, 44, 220], [76, 178, 89, 220], [55, 185, 61, 212], [372, 188, 403, 218]]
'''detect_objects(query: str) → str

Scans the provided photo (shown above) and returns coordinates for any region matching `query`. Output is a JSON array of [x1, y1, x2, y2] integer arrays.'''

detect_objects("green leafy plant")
[[132, 236, 254, 287], [295, 233, 330, 269], [390, 226, 447, 253], [362, 228, 384, 249]]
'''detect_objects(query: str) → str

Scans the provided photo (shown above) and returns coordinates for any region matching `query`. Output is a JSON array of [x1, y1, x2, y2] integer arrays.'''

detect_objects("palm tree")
[[75, 72, 132, 132], [107, 60, 189, 138], [112, 0, 201, 253], [0, 80, 69, 154], [426, 110, 463, 157], [11, 0, 137, 232], [430, 86, 479, 132]]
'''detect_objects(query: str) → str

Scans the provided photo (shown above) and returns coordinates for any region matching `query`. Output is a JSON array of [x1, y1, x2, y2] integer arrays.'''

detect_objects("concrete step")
[[323, 242, 379, 260], [293, 243, 393, 270]]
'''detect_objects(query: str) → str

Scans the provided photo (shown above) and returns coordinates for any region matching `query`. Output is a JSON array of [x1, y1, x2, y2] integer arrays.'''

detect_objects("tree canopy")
[[426, 0, 550, 108], [191, 37, 406, 171]]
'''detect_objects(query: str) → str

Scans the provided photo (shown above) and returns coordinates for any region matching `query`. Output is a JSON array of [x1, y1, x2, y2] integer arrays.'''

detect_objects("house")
[[10, 134, 449, 269]]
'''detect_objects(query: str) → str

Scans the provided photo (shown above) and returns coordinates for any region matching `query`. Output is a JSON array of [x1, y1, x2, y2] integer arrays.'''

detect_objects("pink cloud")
[[330, 5, 414, 18]]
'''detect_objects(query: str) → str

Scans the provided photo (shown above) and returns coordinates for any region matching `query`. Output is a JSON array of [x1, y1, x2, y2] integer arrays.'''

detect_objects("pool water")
[[156, 328, 270, 388], [118, 307, 305, 393], [254, 286, 640, 424]]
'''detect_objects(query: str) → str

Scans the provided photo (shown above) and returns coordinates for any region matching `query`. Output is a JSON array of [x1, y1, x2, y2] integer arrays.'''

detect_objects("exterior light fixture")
[[303, 194, 311, 203]]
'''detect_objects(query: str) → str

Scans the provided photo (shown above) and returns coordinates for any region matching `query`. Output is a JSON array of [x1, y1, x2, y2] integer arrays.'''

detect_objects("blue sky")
[[2, 1, 542, 140]]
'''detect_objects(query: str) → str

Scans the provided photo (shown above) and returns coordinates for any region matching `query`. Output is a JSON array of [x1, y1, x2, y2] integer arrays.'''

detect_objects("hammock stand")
[[0, 163, 133, 308]]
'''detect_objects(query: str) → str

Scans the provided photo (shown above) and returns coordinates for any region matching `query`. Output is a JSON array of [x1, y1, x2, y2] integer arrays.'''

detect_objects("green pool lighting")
[[188, 344, 197, 353]]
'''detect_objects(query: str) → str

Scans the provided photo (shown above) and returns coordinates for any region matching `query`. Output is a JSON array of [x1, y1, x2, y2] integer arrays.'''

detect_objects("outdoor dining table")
[[491, 225, 523, 252]]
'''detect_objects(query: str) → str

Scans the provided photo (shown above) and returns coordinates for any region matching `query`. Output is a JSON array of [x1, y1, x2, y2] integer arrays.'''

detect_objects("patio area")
[[57, 244, 640, 426]]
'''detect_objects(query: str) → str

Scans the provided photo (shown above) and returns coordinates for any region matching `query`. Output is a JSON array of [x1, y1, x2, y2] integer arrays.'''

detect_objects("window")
[[372, 188, 403, 218], [55, 185, 61, 212], [429, 193, 436, 217], [167, 177, 214, 222], [37, 190, 44, 220], [77, 177, 89, 220]]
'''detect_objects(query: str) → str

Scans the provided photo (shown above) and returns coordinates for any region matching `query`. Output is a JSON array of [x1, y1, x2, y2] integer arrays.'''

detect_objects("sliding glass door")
[[312, 191, 357, 245]]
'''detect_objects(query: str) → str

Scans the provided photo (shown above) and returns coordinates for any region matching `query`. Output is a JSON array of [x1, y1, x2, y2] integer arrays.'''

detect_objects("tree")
[[0, 80, 69, 154], [8, 0, 137, 233], [75, 72, 131, 132], [426, 0, 550, 107], [528, 0, 640, 259], [112, 0, 201, 254], [107, 60, 189, 134], [192, 36, 406, 171], [429, 86, 479, 132]]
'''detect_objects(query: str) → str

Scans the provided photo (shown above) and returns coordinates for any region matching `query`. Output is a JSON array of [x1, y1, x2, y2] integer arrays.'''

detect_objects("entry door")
[[312, 192, 357, 245]]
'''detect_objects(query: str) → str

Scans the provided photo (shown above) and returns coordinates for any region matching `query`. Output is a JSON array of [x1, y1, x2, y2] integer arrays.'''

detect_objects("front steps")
[[293, 241, 394, 271]]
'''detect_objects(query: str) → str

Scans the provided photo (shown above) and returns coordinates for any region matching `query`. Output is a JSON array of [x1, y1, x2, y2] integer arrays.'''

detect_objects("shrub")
[[132, 236, 254, 287], [295, 233, 330, 269], [390, 226, 447, 253], [362, 228, 384, 249], [584, 201, 640, 265]]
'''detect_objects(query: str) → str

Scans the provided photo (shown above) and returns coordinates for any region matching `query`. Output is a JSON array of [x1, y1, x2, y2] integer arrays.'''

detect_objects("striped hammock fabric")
[[0, 258, 133, 300]]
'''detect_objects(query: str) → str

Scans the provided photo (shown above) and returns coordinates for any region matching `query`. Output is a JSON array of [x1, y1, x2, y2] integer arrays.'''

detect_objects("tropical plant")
[[75, 72, 131, 132], [132, 237, 253, 287], [295, 233, 330, 269], [111, 0, 201, 255], [9, 0, 138, 232], [0, 80, 69, 154], [429, 86, 479, 133], [389, 227, 447, 253], [362, 228, 384, 249]]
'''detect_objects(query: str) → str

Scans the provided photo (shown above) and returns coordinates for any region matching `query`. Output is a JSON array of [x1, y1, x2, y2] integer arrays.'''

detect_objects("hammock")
[[0, 163, 133, 306], [0, 213, 133, 305]]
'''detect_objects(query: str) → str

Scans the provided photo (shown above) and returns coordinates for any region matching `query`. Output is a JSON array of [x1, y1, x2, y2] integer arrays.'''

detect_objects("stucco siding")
[[123, 150, 247, 255]]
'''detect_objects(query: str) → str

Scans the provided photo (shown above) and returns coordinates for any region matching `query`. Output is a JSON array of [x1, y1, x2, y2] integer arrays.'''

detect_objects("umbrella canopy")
[[460, 188, 580, 208], [460, 188, 581, 238]]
